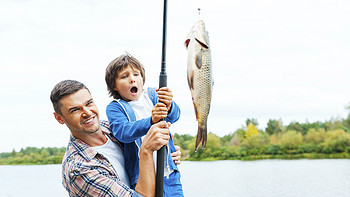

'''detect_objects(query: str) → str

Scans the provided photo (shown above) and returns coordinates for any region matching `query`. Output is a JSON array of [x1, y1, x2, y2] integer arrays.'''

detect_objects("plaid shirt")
[[62, 120, 143, 197]]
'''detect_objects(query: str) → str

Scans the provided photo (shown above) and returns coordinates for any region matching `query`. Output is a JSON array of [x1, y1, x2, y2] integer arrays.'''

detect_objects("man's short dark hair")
[[50, 80, 89, 115]]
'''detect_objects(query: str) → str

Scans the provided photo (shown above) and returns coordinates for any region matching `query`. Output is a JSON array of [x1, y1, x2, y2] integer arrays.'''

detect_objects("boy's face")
[[114, 65, 144, 102]]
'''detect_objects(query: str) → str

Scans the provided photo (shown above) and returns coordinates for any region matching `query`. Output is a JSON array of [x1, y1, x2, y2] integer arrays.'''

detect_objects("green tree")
[[246, 118, 258, 127], [266, 119, 283, 135], [221, 133, 234, 146], [279, 130, 304, 149], [322, 129, 350, 152], [230, 128, 245, 146], [305, 128, 326, 144], [244, 132, 269, 148], [286, 121, 305, 134]]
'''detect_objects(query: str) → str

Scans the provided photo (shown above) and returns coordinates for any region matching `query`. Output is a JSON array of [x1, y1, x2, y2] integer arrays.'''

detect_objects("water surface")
[[0, 159, 349, 197]]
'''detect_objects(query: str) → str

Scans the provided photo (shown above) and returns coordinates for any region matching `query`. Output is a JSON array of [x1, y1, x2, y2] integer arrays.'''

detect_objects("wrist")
[[140, 145, 153, 159]]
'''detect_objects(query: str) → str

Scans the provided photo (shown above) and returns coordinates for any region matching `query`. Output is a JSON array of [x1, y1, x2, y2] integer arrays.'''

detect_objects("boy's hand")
[[151, 103, 168, 124], [156, 87, 173, 111]]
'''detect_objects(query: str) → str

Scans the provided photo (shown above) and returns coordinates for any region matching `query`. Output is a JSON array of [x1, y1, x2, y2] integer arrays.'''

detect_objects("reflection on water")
[[0, 159, 349, 197]]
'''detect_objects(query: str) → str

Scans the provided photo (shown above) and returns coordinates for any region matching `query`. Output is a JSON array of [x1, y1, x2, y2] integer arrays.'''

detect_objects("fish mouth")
[[130, 86, 138, 94], [195, 38, 209, 49]]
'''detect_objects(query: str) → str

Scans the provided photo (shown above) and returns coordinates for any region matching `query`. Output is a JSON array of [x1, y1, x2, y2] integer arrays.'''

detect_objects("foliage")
[[0, 147, 65, 165], [266, 119, 283, 135], [172, 113, 350, 161], [279, 130, 303, 149], [245, 124, 259, 139], [3, 113, 350, 164]]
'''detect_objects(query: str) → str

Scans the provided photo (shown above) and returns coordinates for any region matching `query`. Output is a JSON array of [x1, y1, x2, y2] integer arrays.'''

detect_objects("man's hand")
[[156, 87, 173, 111], [151, 103, 168, 124], [136, 121, 171, 197], [142, 121, 170, 152], [171, 145, 181, 165]]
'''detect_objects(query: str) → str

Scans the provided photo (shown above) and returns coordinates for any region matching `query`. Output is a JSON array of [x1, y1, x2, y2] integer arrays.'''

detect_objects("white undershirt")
[[128, 89, 153, 120], [91, 135, 131, 187], [128, 89, 173, 178]]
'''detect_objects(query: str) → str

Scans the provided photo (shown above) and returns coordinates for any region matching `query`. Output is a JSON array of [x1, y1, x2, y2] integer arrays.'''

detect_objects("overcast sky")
[[0, 0, 349, 153]]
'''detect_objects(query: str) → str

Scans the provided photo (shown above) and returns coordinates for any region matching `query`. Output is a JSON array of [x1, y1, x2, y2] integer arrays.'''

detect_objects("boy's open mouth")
[[130, 86, 138, 93]]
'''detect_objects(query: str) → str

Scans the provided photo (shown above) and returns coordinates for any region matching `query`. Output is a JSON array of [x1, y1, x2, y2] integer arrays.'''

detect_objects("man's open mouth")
[[83, 116, 94, 124]]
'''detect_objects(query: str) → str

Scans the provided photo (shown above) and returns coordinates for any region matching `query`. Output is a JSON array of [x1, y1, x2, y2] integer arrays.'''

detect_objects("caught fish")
[[185, 20, 213, 151]]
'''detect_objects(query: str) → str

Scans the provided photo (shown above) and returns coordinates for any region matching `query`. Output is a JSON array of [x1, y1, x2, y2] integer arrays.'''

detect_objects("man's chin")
[[83, 124, 101, 134]]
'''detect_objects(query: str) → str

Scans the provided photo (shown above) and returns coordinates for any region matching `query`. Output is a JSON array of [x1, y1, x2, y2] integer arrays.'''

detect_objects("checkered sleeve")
[[67, 166, 140, 197]]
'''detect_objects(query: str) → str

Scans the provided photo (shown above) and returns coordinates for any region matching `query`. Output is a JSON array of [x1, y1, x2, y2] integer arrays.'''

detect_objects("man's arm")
[[135, 121, 170, 197], [64, 166, 140, 197]]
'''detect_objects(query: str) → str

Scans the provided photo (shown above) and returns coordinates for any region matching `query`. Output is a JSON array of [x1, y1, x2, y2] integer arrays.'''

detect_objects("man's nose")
[[82, 106, 93, 116]]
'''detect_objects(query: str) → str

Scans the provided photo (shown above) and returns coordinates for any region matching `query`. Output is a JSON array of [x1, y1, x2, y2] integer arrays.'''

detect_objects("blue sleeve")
[[165, 101, 181, 124], [106, 101, 152, 143]]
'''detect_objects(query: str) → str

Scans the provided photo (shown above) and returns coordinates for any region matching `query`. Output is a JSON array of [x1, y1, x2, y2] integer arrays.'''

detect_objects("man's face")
[[54, 89, 100, 136], [114, 65, 144, 102]]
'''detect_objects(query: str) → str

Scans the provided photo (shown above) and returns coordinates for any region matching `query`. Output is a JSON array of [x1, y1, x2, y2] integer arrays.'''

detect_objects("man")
[[50, 80, 181, 197]]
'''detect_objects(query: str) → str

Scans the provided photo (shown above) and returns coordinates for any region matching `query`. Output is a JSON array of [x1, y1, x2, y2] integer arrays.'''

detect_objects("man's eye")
[[70, 109, 79, 113]]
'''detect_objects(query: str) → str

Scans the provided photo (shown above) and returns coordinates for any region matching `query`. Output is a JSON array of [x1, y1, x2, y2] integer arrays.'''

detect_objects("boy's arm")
[[107, 102, 152, 143]]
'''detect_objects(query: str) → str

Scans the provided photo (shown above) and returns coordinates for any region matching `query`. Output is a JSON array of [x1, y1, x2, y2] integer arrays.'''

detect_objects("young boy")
[[105, 53, 183, 196]]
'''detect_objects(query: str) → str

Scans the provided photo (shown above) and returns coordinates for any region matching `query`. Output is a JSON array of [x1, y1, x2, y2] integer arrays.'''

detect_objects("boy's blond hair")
[[105, 53, 146, 99]]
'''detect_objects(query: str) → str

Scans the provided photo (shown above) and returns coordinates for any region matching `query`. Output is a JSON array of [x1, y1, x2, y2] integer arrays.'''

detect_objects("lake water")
[[0, 159, 349, 197]]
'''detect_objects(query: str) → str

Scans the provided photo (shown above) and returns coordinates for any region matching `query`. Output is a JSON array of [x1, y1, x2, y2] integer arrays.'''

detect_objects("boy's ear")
[[54, 112, 65, 125]]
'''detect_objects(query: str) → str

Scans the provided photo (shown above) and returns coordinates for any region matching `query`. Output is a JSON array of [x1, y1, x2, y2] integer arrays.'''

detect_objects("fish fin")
[[195, 124, 208, 151], [195, 38, 209, 49], [193, 100, 199, 120], [195, 50, 202, 69], [184, 39, 190, 48], [195, 127, 202, 151], [202, 123, 208, 149], [187, 71, 195, 89]]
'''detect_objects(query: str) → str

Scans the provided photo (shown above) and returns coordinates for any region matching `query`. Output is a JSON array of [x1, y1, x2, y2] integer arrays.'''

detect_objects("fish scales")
[[185, 20, 213, 151]]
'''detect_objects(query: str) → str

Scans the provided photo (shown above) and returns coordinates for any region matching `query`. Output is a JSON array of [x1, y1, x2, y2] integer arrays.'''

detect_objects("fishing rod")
[[156, 0, 167, 196]]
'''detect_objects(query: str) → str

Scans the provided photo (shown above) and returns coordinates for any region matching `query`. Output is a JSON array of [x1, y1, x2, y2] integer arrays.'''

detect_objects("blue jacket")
[[106, 87, 181, 188]]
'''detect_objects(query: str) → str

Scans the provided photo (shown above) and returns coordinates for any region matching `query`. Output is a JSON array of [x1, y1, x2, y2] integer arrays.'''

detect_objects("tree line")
[[173, 114, 350, 161], [1, 113, 350, 165], [0, 147, 65, 165]]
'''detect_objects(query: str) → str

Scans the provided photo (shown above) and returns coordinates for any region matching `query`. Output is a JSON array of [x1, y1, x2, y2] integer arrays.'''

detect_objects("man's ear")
[[54, 112, 65, 125]]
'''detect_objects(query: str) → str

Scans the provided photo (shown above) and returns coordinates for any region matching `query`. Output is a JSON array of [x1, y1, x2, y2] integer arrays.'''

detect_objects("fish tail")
[[195, 123, 208, 151], [202, 123, 207, 149]]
